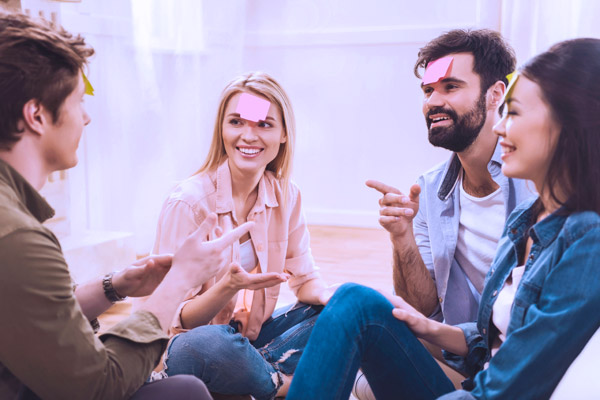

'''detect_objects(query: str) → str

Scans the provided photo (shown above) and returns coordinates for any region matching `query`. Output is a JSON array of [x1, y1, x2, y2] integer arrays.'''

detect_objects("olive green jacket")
[[0, 159, 168, 400]]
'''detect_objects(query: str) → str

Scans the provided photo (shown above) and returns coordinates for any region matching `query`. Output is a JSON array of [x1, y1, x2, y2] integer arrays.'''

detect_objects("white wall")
[[25, 0, 599, 254], [242, 0, 501, 227]]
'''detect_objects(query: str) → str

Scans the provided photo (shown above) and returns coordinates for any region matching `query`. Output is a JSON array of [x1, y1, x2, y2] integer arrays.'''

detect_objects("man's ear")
[[487, 80, 506, 110], [21, 99, 48, 136]]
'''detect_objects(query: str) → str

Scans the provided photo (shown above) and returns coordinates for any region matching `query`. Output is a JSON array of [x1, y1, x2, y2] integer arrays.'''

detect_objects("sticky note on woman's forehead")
[[504, 72, 519, 101], [235, 93, 271, 122], [82, 71, 94, 96], [422, 56, 454, 85]]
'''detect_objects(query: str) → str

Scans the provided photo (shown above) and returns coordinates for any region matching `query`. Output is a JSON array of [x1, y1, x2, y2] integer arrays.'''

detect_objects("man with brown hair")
[[351, 29, 534, 399], [0, 12, 254, 399]]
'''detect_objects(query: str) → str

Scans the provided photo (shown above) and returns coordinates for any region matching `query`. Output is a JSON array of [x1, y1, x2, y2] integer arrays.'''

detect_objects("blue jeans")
[[164, 302, 322, 400], [287, 283, 455, 400]]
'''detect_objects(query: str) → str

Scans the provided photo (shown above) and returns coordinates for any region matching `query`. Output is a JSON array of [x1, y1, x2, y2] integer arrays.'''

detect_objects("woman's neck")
[[228, 160, 264, 221], [535, 182, 567, 222]]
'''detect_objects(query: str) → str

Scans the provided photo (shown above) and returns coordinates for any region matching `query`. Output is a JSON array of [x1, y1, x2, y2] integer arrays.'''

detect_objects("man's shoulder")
[[0, 190, 45, 240]]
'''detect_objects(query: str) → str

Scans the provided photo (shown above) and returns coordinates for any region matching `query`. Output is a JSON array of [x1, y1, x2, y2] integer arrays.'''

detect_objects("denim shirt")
[[440, 197, 600, 399], [414, 140, 533, 325]]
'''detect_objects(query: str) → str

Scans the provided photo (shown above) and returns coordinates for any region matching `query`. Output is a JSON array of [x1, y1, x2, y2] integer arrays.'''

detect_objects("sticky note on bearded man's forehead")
[[235, 93, 271, 122], [422, 56, 454, 85]]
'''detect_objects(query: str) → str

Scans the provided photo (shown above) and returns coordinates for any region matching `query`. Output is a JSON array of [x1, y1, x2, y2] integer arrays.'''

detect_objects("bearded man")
[[368, 29, 533, 326], [354, 29, 535, 397]]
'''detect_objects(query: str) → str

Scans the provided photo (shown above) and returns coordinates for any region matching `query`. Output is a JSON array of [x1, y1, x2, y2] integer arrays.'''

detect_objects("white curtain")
[[501, 0, 600, 65], [52, 0, 599, 254], [56, 0, 247, 252]]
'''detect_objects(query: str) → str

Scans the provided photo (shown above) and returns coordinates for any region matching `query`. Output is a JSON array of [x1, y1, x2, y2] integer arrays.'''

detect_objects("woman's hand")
[[224, 263, 289, 292], [378, 290, 433, 339], [390, 295, 432, 338]]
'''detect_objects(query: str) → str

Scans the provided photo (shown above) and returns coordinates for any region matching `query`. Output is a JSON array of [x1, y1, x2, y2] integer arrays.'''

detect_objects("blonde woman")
[[154, 72, 332, 399]]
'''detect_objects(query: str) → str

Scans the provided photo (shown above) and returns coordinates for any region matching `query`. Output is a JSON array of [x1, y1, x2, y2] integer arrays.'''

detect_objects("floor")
[[98, 225, 393, 399]]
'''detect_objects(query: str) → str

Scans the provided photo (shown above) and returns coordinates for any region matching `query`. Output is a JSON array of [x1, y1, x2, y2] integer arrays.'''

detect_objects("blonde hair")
[[196, 71, 296, 194]]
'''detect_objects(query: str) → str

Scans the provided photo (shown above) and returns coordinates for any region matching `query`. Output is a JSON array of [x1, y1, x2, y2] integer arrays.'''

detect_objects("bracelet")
[[102, 272, 126, 303]]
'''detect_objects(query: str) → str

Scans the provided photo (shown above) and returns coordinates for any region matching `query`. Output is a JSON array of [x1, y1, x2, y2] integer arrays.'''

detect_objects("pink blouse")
[[153, 160, 320, 340]]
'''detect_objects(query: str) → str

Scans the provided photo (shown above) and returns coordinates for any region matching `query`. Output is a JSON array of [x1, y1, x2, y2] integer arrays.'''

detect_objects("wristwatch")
[[102, 272, 126, 303]]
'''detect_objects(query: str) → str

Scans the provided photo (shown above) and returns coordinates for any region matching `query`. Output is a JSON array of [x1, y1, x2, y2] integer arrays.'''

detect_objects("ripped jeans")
[[164, 302, 323, 400]]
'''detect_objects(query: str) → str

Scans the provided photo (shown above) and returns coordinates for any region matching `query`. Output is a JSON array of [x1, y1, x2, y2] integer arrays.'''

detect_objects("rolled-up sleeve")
[[0, 229, 168, 400], [284, 184, 321, 294], [442, 322, 487, 377], [153, 198, 202, 254]]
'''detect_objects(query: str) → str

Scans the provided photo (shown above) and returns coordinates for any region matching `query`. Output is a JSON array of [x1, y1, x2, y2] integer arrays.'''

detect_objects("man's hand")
[[172, 213, 254, 287], [112, 255, 173, 298], [366, 180, 421, 240], [224, 263, 289, 292]]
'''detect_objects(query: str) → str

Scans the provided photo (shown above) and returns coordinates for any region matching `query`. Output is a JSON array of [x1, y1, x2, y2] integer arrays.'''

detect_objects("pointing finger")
[[190, 213, 218, 241], [366, 180, 402, 195], [212, 221, 255, 250], [409, 184, 421, 203]]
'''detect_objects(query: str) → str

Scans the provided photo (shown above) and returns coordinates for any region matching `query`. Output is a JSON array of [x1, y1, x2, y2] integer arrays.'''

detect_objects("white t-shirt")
[[491, 265, 526, 353], [455, 174, 505, 293], [239, 239, 258, 272]]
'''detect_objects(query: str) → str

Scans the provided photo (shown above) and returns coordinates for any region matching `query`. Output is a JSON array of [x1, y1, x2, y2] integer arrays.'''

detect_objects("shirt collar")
[[507, 197, 567, 248], [437, 138, 504, 201], [214, 159, 279, 215], [0, 158, 55, 223]]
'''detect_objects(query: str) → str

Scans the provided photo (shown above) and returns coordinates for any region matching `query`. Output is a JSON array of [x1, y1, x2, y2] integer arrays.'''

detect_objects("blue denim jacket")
[[441, 197, 600, 399], [414, 141, 533, 325]]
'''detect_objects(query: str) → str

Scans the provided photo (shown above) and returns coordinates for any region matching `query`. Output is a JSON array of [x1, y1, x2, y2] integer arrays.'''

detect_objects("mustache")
[[426, 107, 459, 127]]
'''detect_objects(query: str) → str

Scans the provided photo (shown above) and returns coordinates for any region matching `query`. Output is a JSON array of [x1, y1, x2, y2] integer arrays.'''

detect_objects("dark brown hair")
[[0, 12, 94, 150], [414, 29, 516, 94], [521, 38, 600, 214]]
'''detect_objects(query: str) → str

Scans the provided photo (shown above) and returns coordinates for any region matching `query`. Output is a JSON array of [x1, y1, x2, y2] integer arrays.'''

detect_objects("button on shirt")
[[0, 159, 168, 400]]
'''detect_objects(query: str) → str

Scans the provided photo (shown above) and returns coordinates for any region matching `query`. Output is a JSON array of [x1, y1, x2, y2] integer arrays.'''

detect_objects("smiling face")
[[421, 53, 488, 153], [42, 73, 91, 171], [222, 91, 286, 176], [493, 75, 561, 189]]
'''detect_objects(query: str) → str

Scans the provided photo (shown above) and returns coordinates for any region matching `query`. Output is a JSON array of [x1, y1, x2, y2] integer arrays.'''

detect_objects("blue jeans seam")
[[259, 317, 317, 359]]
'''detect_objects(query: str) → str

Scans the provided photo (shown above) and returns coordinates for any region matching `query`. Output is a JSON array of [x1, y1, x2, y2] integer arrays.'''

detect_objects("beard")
[[426, 93, 487, 153]]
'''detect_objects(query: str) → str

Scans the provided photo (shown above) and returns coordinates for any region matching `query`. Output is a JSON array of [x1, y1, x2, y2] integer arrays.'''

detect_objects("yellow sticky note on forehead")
[[504, 71, 519, 101], [82, 71, 94, 96]]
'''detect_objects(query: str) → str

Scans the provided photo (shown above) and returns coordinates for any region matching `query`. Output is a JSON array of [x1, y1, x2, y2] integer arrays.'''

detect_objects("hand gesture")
[[172, 213, 253, 287], [366, 180, 421, 239], [224, 263, 289, 291], [379, 290, 431, 338], [112, 254, 173, 298]]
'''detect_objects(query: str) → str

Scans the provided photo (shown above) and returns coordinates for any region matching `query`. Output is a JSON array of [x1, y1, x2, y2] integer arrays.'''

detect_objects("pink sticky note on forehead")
[[235, 93, 271, 122], [422, 56, 454, 85]]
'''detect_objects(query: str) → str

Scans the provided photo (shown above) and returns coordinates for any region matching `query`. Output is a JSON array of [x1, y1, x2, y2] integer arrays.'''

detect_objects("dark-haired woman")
[[287, 38, 600, 400]]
